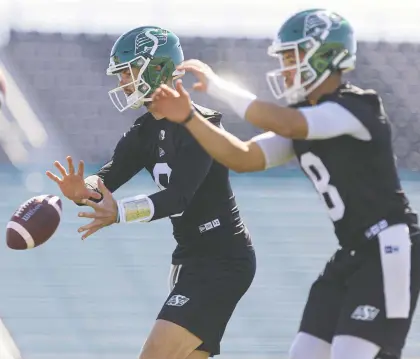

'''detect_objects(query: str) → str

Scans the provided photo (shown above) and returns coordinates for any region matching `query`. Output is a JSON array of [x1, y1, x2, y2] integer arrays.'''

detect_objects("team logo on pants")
[[166, 294, 190, 307], [351, 305, 380, 321]]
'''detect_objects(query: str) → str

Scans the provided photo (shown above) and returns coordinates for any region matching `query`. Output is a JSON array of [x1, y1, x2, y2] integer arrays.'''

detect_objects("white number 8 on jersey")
[[300, 152, 345, 222]]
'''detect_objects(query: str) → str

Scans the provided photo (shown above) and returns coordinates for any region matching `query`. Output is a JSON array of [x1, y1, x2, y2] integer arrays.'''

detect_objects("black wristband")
[[180, 108, 196, 125]]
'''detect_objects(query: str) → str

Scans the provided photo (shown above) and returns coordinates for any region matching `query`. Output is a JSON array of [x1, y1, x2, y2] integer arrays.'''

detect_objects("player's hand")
[[46, 156, 102, 204], [77, 178, 118, 240], [150, 79, 193, 123], [176, 59, 215, 92]]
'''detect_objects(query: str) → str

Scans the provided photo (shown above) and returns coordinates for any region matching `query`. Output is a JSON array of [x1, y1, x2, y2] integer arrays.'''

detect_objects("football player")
[[150, 9, 420, 359], [46, 26, 256, 359]]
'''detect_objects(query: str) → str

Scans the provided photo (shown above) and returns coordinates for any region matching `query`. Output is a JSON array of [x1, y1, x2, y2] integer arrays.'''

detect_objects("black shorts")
[[299, 224, 420, 356], [156, 250, 256, 356]]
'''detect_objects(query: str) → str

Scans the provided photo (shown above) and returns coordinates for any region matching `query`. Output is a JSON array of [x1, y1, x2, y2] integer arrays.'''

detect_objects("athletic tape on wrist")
[[117, 195, 155, 223]]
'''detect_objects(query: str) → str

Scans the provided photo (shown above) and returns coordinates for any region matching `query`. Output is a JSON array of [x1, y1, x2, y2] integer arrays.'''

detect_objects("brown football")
[[6, 195, 62, 250]]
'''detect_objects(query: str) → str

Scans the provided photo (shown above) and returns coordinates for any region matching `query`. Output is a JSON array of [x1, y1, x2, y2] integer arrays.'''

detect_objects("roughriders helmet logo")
[[135, 29, 168, 56], [303, 11, 342, 38]]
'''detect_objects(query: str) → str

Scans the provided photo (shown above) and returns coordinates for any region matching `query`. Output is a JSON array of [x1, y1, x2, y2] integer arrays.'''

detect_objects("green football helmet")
[[107, 26, 184, 112], [266, 9, 357, 104]]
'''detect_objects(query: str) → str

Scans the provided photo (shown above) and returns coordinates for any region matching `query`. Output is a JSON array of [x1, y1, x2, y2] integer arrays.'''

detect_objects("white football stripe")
[[7, 221, 35, 249], [48, 196, 61, 217], [36, 194, 48, 201]]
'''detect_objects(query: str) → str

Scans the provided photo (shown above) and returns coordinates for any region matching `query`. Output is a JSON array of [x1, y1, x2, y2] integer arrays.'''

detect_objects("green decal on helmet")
[[266, 9, 357, 104], [107, 26, 184, 112]]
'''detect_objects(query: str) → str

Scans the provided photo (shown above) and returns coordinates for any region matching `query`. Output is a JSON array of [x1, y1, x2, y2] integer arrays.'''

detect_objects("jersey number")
[[300, 152, 345, 222], [152, 163, 183, 218]]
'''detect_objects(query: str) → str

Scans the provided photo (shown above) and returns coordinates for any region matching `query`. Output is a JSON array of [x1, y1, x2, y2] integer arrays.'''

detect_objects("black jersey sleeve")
[[82, 121, 146, 204], [325, 85, 390, 140], [148, 116, 221, 221]]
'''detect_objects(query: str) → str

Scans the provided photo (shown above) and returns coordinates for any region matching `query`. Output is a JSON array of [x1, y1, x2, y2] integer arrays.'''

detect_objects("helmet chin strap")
[[129, 98, 144, 109], [126, 88, 146, 109], [285, 87, 307, 105]]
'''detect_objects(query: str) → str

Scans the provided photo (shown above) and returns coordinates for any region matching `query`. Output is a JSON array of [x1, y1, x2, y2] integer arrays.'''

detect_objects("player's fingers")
[[78, 218, 104, 240], [54, 161, 68, 177], [77, 211, 98, 219], [80, 198, 101, 210], [152, 94, 164, 104], [177, 64, 201, 76], [86, 189, 102, 200], [77, 160, 85, 177], [178, 59, 204, 70], [78, 210, 106, 219], [193, 83, 206, 92], [78, 218, 101, 232], [80, 226, 100, 241], [67, 156, 75, 175], [45, 171, 62, 184], [152, 87, 163, 97], [81, 229, 97, 240], [78, 222, 92, 233], [97, 178, 112, 197], [160, 84, 178, 97], [175, 79, 189, 97], [156, 87, 168, 98]]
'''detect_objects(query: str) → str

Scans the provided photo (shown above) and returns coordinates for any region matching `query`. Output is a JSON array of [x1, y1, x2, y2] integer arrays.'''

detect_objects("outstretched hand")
[[46, 156, 102, 204], [176, 59, 216, 92], [77, 178, 118, 240], [150, 79, 193, 123]]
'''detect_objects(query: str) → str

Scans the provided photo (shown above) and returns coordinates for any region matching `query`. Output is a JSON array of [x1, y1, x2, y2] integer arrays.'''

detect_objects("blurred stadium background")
[[0, 0, 420, 358]]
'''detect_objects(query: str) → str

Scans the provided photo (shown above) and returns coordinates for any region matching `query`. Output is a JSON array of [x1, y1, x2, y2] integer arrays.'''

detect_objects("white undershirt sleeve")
[[298, 101, 372, 141], [207, 75, 256, 119], [252, 131, 295, 169]]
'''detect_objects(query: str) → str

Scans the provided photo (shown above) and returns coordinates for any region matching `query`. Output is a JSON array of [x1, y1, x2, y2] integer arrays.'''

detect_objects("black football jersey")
[[293, 84, 418, 248], [89, 104, 251, 263]]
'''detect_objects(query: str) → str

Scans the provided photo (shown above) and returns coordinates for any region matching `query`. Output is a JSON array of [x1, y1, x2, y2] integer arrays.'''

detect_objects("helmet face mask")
[[107, 55, 152, 112], [266, 9, 357, 105], [107, 26, 184, 113], [266, 37, 320, 104]]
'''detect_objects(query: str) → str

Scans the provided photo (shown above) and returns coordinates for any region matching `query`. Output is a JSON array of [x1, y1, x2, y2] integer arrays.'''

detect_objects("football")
[[6, 195, 62, 250]]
